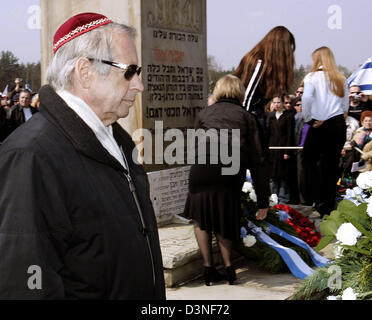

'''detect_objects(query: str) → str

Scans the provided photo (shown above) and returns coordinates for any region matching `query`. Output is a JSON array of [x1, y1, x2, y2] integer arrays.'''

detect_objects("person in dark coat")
[[266, 93, 295, 204], [0, 13, 165, 300], [183, 75, 270, 286], [8, 89, 38, 135]]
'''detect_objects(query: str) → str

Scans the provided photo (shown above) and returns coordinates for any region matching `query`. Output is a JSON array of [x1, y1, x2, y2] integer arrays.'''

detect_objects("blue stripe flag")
[[348, 58, 372, 95], [247, 221, 314, 279]]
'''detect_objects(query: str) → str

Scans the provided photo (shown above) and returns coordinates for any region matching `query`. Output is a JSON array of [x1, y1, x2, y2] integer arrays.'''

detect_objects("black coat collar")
[[38, 85, 129, 173], [14, 104, 39, 114], [216, 97, 242, 106]]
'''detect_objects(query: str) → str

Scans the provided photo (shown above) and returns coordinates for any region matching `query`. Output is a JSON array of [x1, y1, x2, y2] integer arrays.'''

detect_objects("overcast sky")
[[0, 0, 371, 73], [207, 0, 371, 71]]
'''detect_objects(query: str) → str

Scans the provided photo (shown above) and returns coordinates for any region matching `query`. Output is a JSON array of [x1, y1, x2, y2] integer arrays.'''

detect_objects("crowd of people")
[[0, 13, 371, 298], [186, 26, 372, 286], [254, 82, 372, 208], [0, 78, 40, 141]]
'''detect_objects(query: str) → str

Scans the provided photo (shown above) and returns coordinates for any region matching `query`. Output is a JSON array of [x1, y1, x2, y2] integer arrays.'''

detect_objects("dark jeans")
[[302, 115, 346, 216], [296, 149, 312, 205], [270, 178, 290, 204]]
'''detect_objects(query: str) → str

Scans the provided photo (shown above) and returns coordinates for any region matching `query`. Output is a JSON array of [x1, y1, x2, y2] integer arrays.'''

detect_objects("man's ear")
[[74, 58, 93, 89]]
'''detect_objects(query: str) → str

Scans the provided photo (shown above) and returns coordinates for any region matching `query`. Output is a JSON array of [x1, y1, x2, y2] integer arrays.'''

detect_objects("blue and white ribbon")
[[266, 223, 329, 268], [247, 221, 314, 279]]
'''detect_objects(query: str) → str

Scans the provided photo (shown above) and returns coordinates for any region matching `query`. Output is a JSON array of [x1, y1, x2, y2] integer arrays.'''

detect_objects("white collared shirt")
[[56, 90, 126, 169], [23, 107, 33, 121], [275, 111, 283, 120], [302, 70, 349, 122]]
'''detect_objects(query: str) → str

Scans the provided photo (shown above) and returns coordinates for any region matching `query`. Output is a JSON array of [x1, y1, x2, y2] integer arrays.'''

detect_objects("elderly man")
[[0, 13, 165, 299]]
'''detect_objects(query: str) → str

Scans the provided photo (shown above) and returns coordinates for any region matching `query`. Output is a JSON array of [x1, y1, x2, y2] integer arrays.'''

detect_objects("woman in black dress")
[[183, 75, 270, 285]]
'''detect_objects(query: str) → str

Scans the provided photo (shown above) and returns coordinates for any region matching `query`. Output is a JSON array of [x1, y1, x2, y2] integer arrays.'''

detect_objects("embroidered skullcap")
[[53, 12, 112, 53]]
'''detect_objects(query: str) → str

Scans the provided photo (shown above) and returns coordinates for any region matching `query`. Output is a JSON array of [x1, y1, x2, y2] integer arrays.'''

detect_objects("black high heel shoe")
[[225, 266, 236, 285], [204, 266, 224, 286]]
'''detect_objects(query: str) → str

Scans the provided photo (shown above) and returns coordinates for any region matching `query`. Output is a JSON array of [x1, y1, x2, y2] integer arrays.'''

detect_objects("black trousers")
[[302, 114, 346, 216]]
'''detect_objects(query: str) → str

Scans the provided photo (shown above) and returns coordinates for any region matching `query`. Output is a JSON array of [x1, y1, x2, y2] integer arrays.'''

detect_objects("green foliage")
[[315, 199, 372, 253], [289, 267, 337, 300], [292, 64, 308, 94], [290, 196, 372, 300], [0, 51, 41, 93], [338, 65, 352, 78], [207, 55, 234, 94], [290, 253, 368, 300], [358, 259, 372, 291]]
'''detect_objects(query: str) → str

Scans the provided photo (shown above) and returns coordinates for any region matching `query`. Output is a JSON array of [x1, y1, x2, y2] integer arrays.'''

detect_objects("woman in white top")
[[302, 46, 348, 217]]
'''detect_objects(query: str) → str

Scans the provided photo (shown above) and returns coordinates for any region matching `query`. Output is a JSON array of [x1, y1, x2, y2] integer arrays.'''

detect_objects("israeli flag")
[[348, 58, 372, 95], [25, 83, 32, 93], [1, 85, 8, 98]]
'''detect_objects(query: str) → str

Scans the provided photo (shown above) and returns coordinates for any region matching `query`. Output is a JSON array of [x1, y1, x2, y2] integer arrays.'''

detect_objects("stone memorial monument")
[[40, 0, 207, 225]]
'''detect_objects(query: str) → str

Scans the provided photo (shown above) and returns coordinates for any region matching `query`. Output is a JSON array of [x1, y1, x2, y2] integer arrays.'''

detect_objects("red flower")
[[274, 204, 321, 247]]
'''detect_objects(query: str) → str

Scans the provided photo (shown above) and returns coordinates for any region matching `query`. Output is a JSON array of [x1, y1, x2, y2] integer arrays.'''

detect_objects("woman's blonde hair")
[[310, 46, 345, 97], [212, 74, 245, 104]]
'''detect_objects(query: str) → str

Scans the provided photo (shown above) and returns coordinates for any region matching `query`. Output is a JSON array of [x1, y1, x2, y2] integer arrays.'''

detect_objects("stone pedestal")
[[159, 223, 223, 287]]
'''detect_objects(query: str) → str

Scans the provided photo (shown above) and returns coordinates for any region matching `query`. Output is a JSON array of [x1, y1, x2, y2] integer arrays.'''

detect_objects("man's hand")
[[283, 154, 290, 160], [256, 208, 268, 220], [312, 120, 324, 128]]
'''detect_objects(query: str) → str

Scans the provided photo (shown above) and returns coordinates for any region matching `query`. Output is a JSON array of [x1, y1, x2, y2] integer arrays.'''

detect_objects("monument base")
[[159, 223, 241, 287]]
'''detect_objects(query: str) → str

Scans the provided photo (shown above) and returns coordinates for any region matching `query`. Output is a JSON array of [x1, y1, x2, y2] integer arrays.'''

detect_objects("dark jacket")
[[190, 98, 270, 208], [245, 89, 270, 142], [9, 104, 38, 132], [0, 106, 6, 142], [266, 110, 295, 178], [0, 85, 165, 299]]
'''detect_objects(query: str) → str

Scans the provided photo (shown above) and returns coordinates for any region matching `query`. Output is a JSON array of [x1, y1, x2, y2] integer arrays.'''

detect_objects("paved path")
[[165, 204, 329, 300], [166, 259, 302, 300]]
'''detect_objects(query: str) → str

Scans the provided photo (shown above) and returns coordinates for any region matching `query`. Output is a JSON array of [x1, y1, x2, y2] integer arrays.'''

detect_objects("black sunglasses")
[[89, 58, 141, 80]]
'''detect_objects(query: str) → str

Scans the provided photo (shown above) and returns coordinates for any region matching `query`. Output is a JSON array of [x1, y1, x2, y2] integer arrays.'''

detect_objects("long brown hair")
[[310, 46, 345, 97], [234, 26, 296, 99]]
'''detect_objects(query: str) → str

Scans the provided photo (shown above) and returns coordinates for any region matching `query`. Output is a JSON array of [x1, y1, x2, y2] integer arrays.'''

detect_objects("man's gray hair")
[[47, 22, 136, 90]]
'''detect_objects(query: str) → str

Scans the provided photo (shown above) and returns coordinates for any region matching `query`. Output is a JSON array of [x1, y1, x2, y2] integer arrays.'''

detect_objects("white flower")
[[249, 190, 257, 202], [342, 287, 358, 300], [343, 187, 367, 205], [352, 186, 364, 195], [242, 182, 253, 193], [327, 295, 341, 300], [367, 197, 372, 218], [356, 171, 372, 190], [243, 235, 256, 247], [336, 223, 362, 246], [269, 194, 278, 206]]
